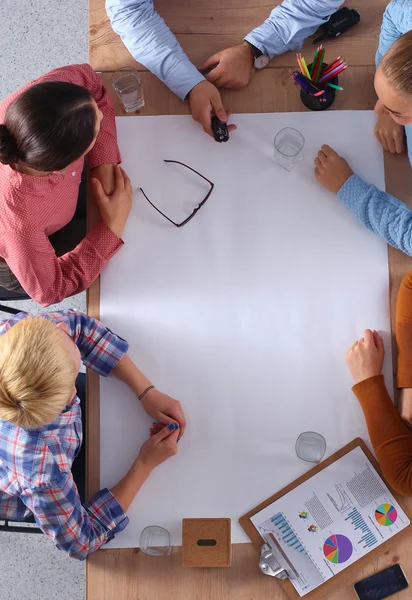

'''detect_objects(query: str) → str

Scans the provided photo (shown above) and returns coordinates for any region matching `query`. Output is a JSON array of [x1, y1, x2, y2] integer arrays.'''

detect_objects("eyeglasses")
[[140, 160, 214, 227]]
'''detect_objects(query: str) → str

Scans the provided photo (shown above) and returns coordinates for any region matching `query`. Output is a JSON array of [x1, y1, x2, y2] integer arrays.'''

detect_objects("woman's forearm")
[[111, 353, 152, 397], [110, 458, 152, 512]]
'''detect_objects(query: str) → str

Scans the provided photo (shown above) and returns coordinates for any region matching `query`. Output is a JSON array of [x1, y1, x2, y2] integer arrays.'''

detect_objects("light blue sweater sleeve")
[[246, 0, 343, 59], [376, 0, 412, 66], [106, 0, 205, 100], [337, 174, 412, 256], [106, 0, 343, 99]]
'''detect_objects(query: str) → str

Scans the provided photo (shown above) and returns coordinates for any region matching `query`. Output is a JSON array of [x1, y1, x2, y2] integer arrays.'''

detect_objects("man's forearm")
[[246, 0, 343, 58]]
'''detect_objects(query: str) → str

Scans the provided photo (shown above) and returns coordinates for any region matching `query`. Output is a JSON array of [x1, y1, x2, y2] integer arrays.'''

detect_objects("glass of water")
[[112, 66, 145, 112], [139, 525, 172, 556], [295, 432, 326, 464], [274, 127, 305, 172]]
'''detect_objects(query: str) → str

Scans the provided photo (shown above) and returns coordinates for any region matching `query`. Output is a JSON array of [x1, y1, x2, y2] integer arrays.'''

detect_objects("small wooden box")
[[182, 518, 232, 568]]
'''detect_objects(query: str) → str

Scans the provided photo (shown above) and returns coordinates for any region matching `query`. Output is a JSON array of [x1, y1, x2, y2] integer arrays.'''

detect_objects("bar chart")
[[345, 507, 378, 548]]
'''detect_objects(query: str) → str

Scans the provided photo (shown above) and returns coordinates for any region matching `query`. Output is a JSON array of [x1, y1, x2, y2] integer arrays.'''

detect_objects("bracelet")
[[138, 385, 154, 401]]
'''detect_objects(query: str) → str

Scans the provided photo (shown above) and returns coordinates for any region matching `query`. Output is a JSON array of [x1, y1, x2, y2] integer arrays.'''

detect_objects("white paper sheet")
[[251, 447, 409, 596], [99, 112, 392, 548]]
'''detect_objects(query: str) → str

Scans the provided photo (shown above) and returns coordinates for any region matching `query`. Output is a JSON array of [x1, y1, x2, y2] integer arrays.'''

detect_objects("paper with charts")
[[251, 447, 409, 597], [100, 111, 393, 547]]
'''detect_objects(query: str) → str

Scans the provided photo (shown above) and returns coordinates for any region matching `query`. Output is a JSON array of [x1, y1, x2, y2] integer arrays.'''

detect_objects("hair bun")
[[0, 124, 18, 165]]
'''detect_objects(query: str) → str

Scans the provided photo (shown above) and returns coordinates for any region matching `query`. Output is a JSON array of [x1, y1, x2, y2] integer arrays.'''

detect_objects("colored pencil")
[[318, 65, 347, 84], [326, 82, 344, 91], [310, 47, 320, 78], [300, 56, 311, 79], [322, 58, 344, 76], [312, 46, 323, 82], [314, 47, 325, 82], [296, 54, 305, 76]]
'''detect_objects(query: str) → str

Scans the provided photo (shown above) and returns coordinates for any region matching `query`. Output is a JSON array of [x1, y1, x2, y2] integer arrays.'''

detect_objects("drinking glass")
[[139, 525, 172, 556], [274, 127, 305, 172], [112, 67, 145, 112], [295, 432, 326, 464]]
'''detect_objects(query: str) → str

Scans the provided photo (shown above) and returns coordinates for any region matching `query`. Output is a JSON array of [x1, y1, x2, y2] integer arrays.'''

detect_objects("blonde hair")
[[0, 318, 77, 428], [380, 30, 412, 97]]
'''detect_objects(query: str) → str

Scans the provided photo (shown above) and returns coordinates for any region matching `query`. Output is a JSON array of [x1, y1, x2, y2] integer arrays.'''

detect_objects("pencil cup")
[[300, 63, 338, 112]]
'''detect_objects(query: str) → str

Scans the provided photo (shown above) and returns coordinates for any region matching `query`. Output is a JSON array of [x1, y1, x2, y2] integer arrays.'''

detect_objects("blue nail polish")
[[168, 424, 175, 430], [177, 438, 181, 443], [175, 423, 179, 429]]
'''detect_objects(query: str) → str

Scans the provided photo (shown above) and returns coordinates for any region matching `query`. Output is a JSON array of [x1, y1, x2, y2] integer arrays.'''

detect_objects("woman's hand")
[[314, 145, 354, 193], [91, 164, 132, 239], [141, 388, 186, 437], [398, 389, 412, 427], [374, 113, 406, 154], [345, 329, 385, 384], [137, 424, 180, 471]]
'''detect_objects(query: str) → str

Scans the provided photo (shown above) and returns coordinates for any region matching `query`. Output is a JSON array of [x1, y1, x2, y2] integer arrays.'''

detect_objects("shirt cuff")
[[163, 60, 205, 100], [337, 173, 370, 210], [87, 133, 122, 169], [244, 32, 271, 58], [86, 220, 124, 261], [352, 374, 388, 411], [84, 488, 129, 541]]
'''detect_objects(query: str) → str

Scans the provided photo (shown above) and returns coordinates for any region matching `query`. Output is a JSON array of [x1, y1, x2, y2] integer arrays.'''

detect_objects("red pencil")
[[318, 65, 348, 84], [321, 58, 344, 77], [311, 45, 323, 82]]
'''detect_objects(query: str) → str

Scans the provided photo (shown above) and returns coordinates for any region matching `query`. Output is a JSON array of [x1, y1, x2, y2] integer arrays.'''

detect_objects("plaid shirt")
[[0, 309, 129, 560]]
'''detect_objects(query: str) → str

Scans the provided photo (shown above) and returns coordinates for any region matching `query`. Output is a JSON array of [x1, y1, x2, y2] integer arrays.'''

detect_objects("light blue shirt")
[[106, 0, 343, 100], [338, 0, 412, 256]]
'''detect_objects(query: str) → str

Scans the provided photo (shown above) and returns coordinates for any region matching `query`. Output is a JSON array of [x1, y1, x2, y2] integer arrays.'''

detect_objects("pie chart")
[[375, 504, 398, 526], [323, 534, 353, 564]]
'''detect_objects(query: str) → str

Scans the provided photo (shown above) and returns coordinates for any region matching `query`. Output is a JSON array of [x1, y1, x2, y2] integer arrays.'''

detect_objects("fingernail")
[[177, 437, 181, 443], [175, 424, 179, 429], [168, 424, 175, 430]]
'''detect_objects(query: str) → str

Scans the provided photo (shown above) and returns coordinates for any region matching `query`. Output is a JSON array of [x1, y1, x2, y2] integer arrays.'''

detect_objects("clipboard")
[[239, 438, 412, 600]]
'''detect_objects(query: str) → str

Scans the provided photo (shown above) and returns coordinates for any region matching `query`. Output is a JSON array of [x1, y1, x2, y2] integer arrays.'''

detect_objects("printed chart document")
[[251, 447, 409, 597]]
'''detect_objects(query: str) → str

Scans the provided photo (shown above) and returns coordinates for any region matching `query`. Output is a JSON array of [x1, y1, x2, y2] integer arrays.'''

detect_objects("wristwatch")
[[245, 41, 270, 70]]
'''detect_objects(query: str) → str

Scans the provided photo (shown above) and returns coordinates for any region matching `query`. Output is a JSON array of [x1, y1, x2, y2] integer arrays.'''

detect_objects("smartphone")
[[354, 565, 409, 600]]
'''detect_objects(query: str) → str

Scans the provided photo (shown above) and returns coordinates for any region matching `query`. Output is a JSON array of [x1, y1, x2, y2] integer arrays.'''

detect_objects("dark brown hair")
[[380, 30, 412, 97], [0, 81, 97, 172]]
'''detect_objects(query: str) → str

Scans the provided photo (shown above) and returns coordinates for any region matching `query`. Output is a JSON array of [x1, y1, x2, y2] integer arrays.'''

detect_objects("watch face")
[[254, 55, 270, 69]]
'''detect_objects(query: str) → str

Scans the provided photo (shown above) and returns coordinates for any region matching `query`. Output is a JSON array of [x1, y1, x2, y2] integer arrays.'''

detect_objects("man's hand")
[[91, 164, 132, 239], [314, 145, 354, 193], [188, 80, 237, 137], [345, 330, 385, 384], [137, 425, 180, 472], [374, 113, 406, 154], [90, 163, 116, 195], [199, 42, 255, 90], [141, 388, 186, 437]]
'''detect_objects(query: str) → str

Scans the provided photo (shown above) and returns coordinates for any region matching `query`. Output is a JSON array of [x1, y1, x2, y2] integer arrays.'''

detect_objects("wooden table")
[[87, 1, 412, 598]]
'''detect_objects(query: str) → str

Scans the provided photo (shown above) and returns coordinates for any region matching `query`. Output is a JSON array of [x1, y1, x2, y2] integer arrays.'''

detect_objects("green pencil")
[[310, 47, 319, 79], [326, 82, 344, 91]]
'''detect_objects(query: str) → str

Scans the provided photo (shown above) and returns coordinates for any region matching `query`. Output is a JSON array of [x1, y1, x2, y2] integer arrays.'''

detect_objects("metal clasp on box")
[[259, 532, 299, 580]]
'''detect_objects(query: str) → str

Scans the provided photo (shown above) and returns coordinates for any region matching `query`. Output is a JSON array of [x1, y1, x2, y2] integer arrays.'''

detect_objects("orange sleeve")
[[352, 375, 412, 496], [396, 271, 412, 387]]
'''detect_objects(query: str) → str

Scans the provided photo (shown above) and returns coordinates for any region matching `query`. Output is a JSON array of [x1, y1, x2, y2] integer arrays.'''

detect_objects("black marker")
[[211, 116, 229, 143]]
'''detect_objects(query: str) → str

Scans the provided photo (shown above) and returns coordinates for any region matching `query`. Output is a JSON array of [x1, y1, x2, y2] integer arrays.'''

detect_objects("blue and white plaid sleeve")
[[20, 471, 129, 561], [50, 309, 129, 376]]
